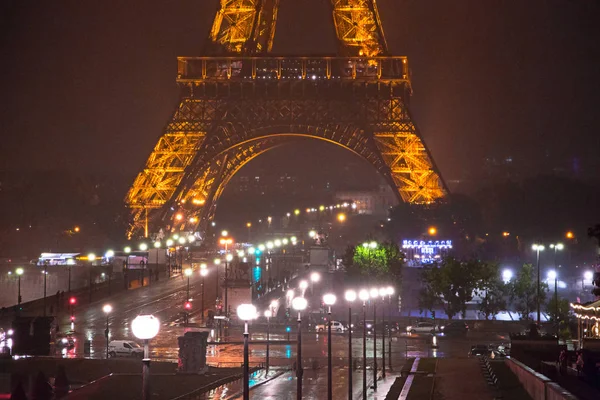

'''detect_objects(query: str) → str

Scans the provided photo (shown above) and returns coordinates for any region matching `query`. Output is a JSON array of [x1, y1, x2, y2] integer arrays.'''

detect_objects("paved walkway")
[[434, 358, 493, 400]]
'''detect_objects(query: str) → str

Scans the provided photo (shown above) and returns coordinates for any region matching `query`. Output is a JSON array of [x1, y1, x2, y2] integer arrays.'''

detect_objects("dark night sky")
[[1, 0, 599, 187]]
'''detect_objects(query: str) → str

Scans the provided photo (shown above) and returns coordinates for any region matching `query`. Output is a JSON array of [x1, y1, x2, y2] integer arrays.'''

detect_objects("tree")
[[509, 264, 548, 321], [476, 262, 508, 320], [343, 241, 403, 285], [419, 257, 482, 320]]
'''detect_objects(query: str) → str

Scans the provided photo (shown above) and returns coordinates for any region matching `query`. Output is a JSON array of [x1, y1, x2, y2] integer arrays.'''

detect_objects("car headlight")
[[406, 326, 412, 331], [366, 324, 372, 328], [61, 338, 68, 344]]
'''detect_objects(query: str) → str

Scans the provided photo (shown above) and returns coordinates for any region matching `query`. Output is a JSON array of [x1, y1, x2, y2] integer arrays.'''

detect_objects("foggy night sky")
[[1, 0, 599, 187]]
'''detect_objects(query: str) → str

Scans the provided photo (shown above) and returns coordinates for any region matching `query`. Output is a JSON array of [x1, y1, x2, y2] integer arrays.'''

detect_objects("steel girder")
[[207, 0, 387, 56], [208, 0, 280, 54]]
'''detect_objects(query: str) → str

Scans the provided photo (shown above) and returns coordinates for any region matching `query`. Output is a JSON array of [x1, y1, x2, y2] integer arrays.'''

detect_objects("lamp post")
[[370, 287, 379, 391], [358, 289, 370, 398], [532, 244, 545, 324], [310, 272, 320, 296], [225, 253, 233, 316], [103, 304, 112, 359], [584, 271, 594, 291], [214, 258, 221, 302], [548, 270, 558, 335], [345, 290, 357, 400], [184, 268, 192, 300], [292, 296, 308, 400], [15, 268, 23, 307], [139, 244, 148, 286], [386, 287, 394, 370], [131, 315, 160, 400], [265, 299, 278, 374], [264, 309, 272, 374], [200, 265, 207, 323], [153, 241, 161, 282], [379, 287, 387, 378], [323, 293, 336, 400], [43, 260, 49, 316], [237, 304, 257, 400]]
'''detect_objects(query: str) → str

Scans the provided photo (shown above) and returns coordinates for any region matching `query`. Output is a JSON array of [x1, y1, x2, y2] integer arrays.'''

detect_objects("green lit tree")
[[343, 241, 403, 284]]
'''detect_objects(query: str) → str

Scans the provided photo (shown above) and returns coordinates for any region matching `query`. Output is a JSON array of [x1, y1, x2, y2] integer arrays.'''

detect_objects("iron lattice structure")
[[125, 0, 447, 238]]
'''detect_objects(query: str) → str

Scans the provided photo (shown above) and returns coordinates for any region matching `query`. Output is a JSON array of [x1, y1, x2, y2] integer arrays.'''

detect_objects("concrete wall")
[[505, 357, 577, 400]]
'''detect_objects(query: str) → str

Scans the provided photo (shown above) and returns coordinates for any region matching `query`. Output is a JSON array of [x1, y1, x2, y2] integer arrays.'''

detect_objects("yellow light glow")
[[246, 222, 252, 228], [175, 214, 183, 221], [428, 227, 437, 236], [502, 231, 510, 237], [337, 213, 346, 222], [74, 226, 80, 233], [566, 231, 574, 239], [294, 209, 300, 215]]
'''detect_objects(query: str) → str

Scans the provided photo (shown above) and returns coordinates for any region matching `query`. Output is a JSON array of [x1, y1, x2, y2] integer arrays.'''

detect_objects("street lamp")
[[292, 296, 308, 400], [237, 304, 257, 400], [344, 290, 357, 400], [358, 289, 370, 398], [15, 268, 23, 307], [299, 280, 308, 293], [532, 244, 545, 324], [102, 304, 112, 359], [264, 309, 272, 374], [548, 270, 558, 334], [386, 287, 394, 370], [214, 258, 221, 301], [323, 293, 336, 400], [200, 265, 208, 323], [225, 254, 234, 316], [184, 268, 192, 300], [379, 287, 388, 378], [502, 269, 513, 284], [370, 287, 379, 391], [584, 271, 594, 290], [310, 272, 320, 295], [131, 315, 160, 400]]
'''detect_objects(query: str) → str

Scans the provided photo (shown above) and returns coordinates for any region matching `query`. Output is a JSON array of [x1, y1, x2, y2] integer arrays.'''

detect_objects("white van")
[[108, 340, 144, 358]]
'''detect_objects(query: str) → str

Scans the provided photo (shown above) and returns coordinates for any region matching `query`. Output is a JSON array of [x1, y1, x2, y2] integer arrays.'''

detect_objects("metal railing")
[[177, 56, 409, 83]]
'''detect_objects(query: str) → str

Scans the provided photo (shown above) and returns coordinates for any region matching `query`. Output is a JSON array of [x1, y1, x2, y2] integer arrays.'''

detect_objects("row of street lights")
[[235, 284, 395, 400]]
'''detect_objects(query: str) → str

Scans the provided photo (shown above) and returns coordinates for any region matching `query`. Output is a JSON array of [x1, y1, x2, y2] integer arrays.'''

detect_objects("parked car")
[[468, 344, 491, 357], [406, 322, 438, 334], [315, 321, 346, 332], [108, 340, 144, 358], [441, 321, 469, 335]]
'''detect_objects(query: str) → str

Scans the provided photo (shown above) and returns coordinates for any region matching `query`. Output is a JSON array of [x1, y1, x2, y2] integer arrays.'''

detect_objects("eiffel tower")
[[125, 0, 448, 239]]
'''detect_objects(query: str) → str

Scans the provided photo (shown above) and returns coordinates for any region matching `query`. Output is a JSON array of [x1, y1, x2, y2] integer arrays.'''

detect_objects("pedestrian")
[[558, 350, 567, 375], [576, 351, 584, 376]]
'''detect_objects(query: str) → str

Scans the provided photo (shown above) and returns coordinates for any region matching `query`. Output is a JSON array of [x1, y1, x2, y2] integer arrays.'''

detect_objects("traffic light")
[[70, 315, 75, 322], [184, 302, 192, 310], [431, 311, 436, 320], [69, 297, 76, 305]]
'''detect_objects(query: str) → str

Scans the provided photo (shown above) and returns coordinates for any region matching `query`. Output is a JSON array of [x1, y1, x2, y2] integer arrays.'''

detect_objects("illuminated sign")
[[402, 240, 452, 249]]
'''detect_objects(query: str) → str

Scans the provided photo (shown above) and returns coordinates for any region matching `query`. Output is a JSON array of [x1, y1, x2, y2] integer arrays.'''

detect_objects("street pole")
[[536, 248, 541, 325], [327, 304, 332, 400], [348, 306, 353, 400], [201, 274, 205, 323], [105, 314, 110, 359], [142, 339, 150, 400], [382, 301, 386, 378], [554, 276, 558, 335], [243, 321, 250, 400], [388, 296, 392, 371], [373, 299, 377, 391], [362, 301, 367, 399], [17, 275, 21, 307], [266, 315, 270, 374], [297, 311, 303, 400], [68, 266, 71, 293], [43, 263, 47, 316], [225, 260, 228, 316], [186, 275, 190, 300]]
